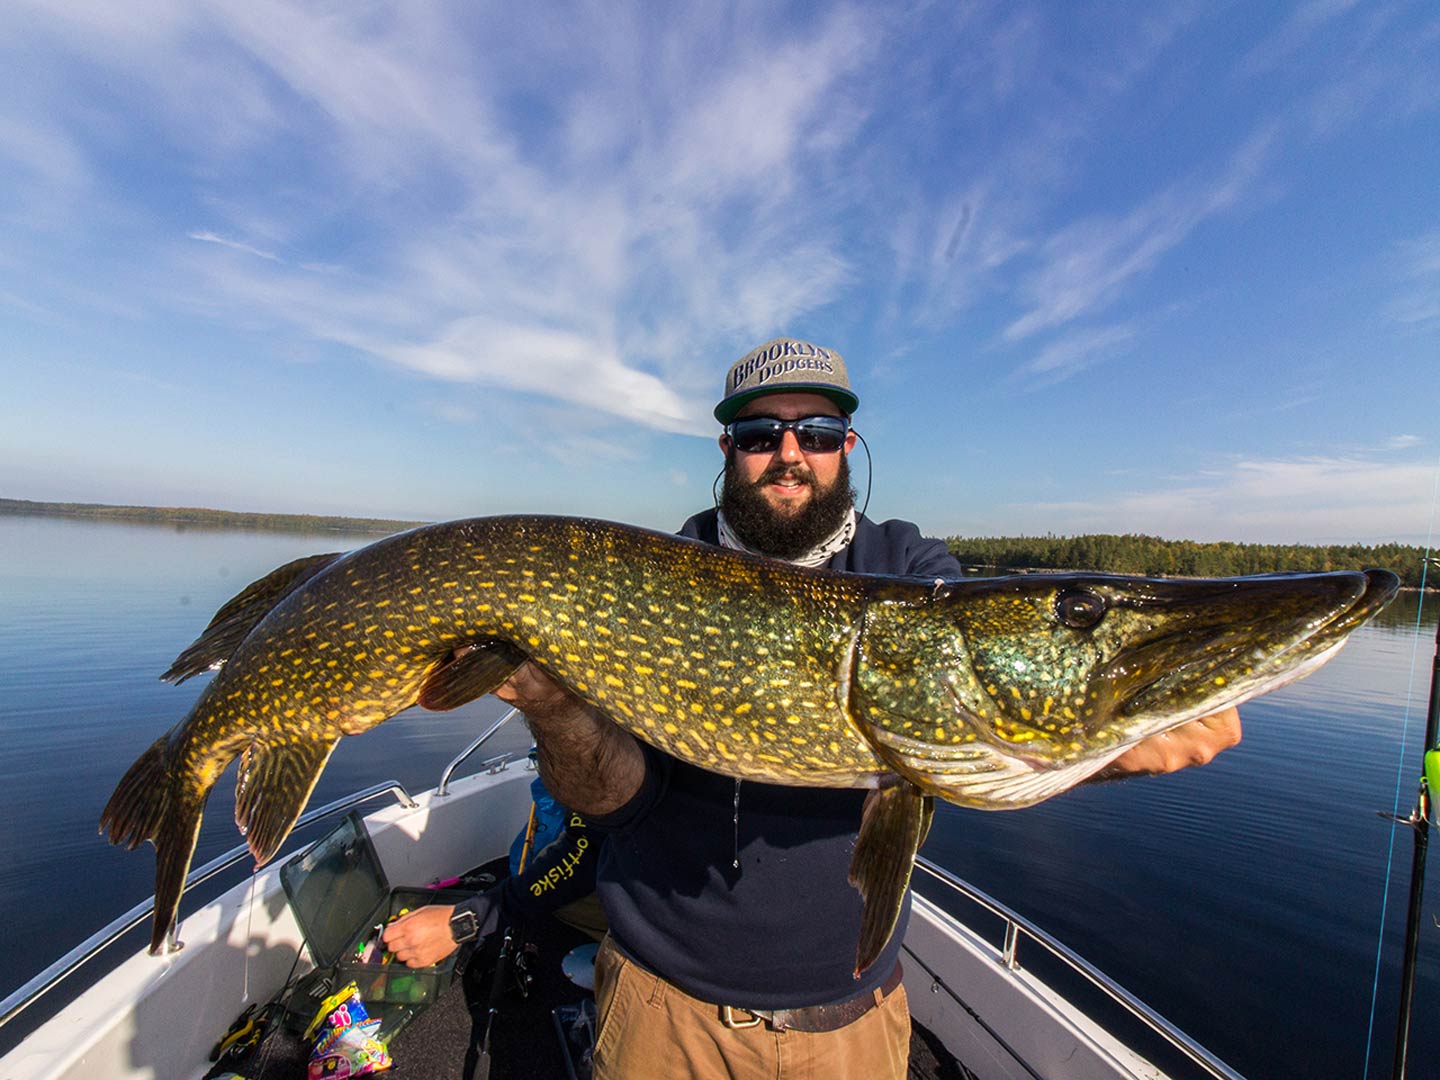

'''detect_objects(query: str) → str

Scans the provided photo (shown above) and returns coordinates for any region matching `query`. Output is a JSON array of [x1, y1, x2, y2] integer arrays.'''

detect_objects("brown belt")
[[719, 961, 904, 1034]]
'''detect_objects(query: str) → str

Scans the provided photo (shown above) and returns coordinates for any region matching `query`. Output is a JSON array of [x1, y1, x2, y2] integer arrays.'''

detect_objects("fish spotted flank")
[[100, 515, 1399, 970]]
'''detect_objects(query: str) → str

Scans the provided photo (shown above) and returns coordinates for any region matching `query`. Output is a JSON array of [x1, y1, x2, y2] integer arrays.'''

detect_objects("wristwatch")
[[449, 907, 480, 944]]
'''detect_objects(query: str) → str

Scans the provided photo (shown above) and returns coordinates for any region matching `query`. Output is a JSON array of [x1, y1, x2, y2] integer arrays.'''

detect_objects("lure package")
[[305, 983, 392, 1077]]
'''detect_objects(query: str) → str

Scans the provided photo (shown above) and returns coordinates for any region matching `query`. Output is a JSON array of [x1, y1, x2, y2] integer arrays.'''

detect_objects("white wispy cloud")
[[187, 231, 280, 262], [1386, 229, 1440, 329], [2, 0, 880, 433], [1003, 125, 1277, 342], [382, 317, 697, 432], [1233, 0, 1440, 138], [1235, 0, 1363, 80], [1008, 452, 1437, 543], [1012, 324, 1137, 387], [875, 6, 1203, 334]]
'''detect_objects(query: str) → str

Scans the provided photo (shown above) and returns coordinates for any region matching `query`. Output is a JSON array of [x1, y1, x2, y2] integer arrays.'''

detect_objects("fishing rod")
[[1390, 556, 1439, 1080]]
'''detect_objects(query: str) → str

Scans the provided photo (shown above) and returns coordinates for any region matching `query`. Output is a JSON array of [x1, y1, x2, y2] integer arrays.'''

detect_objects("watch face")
[[450, 910, 479, 943]]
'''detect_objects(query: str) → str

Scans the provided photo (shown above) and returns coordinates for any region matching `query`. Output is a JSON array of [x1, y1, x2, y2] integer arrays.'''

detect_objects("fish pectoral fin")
[[417, 639, 529, 711], [849, 783, 931, 978], [235, 737, 340, 865], [161, 552, 345, 683]]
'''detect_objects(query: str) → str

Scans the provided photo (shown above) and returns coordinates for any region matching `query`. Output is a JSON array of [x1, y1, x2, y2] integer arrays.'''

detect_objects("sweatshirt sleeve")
[[502, 808, 601, 916], [904, 533, 963, 578]]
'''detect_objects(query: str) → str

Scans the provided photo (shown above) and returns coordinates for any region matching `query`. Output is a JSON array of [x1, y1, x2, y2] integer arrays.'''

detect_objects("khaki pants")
[[591, 937, 910, 1080]]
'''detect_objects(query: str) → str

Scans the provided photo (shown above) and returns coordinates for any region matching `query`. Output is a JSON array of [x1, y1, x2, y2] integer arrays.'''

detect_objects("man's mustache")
[[757, 464, 815, 487]]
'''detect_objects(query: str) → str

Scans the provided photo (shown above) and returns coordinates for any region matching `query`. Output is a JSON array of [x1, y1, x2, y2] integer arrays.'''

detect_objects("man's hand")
[[382, 905, 458, 968], [494, 661, 647, 816], [1093, 707, 1242, 780]]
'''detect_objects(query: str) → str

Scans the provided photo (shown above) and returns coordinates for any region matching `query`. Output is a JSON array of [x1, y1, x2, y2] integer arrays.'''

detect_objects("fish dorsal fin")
[[235, 736, 341, 865], [418, 640, 529, 711], [161, 552, 345, 683], [849, 783, 932, 977]]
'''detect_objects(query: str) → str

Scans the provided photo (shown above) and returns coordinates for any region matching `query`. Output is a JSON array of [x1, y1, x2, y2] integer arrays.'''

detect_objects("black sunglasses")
[[725, 415, 851, 454]]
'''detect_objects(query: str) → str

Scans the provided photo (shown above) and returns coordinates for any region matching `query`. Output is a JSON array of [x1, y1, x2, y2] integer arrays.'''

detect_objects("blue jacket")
[[588, 511, 961, 1008]]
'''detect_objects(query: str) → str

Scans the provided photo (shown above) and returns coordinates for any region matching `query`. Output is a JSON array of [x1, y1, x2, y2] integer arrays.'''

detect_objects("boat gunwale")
[[1, 710, 528, 1035], [911, 858, 1243, 1079]]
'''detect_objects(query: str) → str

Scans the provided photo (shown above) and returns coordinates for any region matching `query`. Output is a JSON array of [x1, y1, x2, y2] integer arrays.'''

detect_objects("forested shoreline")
[[4, 499, 1429, 586], [0, 498, 421, 536], [945, 534, 1432, 588]]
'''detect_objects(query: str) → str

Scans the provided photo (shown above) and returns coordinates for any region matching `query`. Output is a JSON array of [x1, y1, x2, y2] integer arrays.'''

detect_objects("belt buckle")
[[721, 1005, 763, 1030]]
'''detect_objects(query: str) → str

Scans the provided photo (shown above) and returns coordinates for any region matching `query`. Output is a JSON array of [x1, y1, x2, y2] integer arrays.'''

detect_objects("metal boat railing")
[[911, 857, 1243, 1080], [0, 780, 422, 1032], [437, 708, 521, 795]]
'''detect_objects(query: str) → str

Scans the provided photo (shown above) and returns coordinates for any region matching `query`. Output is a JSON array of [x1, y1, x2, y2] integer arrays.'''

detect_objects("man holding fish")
[[104, 333, 1396, 1077], [484, 338, 1243, 1079]]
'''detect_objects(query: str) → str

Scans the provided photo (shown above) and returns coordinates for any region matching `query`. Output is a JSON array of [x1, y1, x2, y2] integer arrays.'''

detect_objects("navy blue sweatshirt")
[[588, 511, 960, 1008]]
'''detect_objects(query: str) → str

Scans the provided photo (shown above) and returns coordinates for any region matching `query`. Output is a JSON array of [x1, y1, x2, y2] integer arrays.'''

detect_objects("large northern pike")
[[102, 516, 1399, 970]]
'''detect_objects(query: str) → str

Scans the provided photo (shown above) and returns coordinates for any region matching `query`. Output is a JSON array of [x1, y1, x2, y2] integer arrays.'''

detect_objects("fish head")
[[852, 569, 1399, 808]]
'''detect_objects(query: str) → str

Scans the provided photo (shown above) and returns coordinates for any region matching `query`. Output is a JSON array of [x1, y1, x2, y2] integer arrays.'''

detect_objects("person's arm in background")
[[385, 805, 602, 968]]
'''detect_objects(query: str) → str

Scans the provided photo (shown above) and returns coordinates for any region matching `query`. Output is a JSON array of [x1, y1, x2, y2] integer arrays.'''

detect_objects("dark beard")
[[719, 452, 856, 560]]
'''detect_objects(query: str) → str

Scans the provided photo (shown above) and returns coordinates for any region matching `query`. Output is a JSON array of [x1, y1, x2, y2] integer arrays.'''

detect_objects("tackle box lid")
[[280, 811, 390, 968]]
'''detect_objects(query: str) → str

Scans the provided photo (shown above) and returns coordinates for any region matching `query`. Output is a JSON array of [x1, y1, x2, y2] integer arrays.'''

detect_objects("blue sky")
[[2, 1, 1437, 544]]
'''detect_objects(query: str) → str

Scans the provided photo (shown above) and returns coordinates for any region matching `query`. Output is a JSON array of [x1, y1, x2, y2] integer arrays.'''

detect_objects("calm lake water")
[[1, 514, 1436, 1077]]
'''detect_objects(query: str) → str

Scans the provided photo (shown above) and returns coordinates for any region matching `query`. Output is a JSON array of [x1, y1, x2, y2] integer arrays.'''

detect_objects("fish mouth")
[[1109, 568, 1398, 735]]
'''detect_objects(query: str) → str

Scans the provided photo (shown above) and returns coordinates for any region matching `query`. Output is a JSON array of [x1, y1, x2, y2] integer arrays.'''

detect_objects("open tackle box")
[[279, 812, 471, 1036]]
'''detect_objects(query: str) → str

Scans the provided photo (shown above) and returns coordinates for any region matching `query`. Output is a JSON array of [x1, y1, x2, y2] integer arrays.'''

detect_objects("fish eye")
[[1055, 588, 1107, 630]]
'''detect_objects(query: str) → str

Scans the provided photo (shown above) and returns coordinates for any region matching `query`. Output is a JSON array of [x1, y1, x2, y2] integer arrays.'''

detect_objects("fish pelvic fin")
[[849, 783, 931, 978], [418, 639, 529, 711], [235, 736, 341, 866], [98, 737, 208, 954], [161, 552, 345, 683]]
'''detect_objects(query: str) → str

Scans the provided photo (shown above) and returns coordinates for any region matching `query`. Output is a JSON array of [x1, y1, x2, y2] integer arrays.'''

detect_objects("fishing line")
[[1361, 452, 1440, 1080], [243, 866, 259, 1000]]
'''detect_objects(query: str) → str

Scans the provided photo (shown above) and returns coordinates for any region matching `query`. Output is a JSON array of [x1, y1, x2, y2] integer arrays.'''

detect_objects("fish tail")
[[99, 737, 208, 954]]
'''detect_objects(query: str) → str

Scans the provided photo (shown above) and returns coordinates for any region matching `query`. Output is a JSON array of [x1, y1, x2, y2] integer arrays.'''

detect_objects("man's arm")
[[493, 661, 647, 816], [1090, 706, 1242, 781]]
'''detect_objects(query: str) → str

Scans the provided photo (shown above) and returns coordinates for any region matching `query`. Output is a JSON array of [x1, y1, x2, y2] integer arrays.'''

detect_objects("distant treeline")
[[0, 498, 422, 536], [945, 533, 1432, 588]]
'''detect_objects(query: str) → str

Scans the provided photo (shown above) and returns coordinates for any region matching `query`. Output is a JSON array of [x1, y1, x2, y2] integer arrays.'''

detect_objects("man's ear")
[[718, 433, 732, 455]]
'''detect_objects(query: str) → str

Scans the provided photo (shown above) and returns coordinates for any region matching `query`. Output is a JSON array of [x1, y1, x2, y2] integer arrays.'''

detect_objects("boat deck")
[[227, 884, 969, 1079]]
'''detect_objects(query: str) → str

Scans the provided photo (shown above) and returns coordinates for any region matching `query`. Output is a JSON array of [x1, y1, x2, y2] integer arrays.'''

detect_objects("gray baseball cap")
[[713, 337, 860, 424]]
